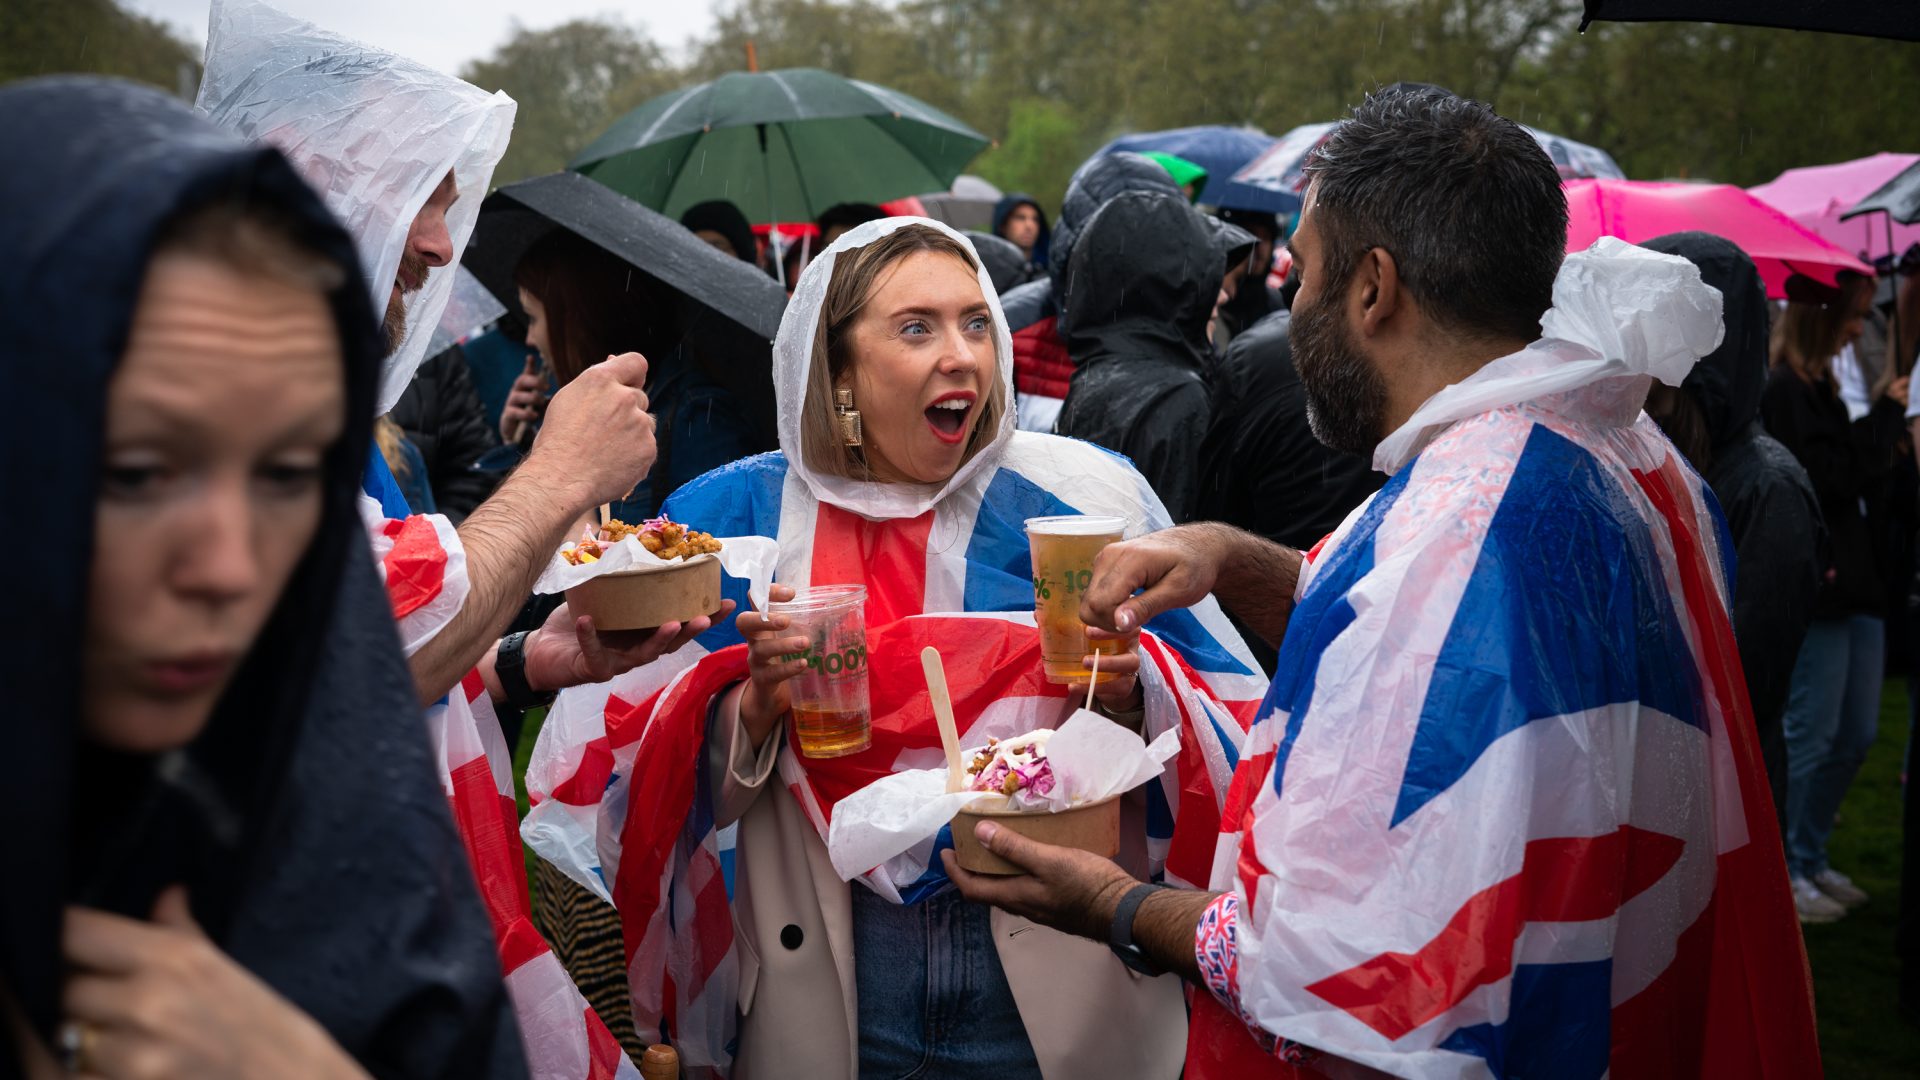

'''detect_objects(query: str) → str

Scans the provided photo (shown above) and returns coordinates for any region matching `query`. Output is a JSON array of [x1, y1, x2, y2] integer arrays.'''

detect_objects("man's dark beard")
[[1292, 291, 1389, 457], [382, 250, 431, 354]]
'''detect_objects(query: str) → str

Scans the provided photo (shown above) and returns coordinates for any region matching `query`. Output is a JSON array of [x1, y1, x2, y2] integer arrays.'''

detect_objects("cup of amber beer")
[[770, 585, 872, 758], [1026, 515, 1130, 684]]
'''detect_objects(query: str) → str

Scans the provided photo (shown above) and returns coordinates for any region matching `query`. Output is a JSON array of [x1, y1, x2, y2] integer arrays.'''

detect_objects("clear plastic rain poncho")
[[196, 0, 515, 414], [1188, 240, 1821, 1078], [521, 218, 1271, 1076]]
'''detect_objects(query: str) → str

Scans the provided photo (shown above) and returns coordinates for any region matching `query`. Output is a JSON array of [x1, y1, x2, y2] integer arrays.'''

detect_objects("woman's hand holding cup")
[[737, 584, 811, 750]]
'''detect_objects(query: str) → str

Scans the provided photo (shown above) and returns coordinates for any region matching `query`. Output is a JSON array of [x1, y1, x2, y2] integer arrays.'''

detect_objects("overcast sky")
[[123, 0, 728, 77]]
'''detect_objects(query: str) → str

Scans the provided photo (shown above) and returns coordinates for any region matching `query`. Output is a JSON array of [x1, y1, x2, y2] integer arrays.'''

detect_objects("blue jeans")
[[852, 886, 1042, 1079], [1783, 615, 1884, 879]]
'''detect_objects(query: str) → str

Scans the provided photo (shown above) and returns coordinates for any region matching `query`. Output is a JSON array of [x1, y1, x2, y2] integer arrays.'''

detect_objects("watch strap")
[[496, 631, 556, 711], [1108, 882, 1167, 974]]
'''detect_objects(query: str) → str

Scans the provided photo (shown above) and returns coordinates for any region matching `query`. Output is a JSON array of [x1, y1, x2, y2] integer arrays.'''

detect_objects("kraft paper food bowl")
[[565, 554, 721, 632], [951, 794, 1121, 875]]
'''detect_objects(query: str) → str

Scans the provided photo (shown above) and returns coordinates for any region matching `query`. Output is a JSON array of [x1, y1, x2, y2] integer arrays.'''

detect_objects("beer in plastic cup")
[[1026, 515, 1129, 684], [771, 585, 872, 758]]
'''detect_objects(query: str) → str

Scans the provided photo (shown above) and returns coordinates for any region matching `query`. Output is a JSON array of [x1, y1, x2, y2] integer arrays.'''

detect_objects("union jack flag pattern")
[[363, 493, 640, 1080], [522, 431, 1267, 1076], [1190, 401, 1821, 1078]]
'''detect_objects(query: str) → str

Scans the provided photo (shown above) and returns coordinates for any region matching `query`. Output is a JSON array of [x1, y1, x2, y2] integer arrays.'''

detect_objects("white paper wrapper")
[[826, 709, 1180, 882], [532, 533, 779, 610]]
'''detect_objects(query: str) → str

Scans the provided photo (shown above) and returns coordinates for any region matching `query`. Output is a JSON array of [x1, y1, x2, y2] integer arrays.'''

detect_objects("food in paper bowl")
[[563, 515, 724, 631], [951, 727, 1120, 876]]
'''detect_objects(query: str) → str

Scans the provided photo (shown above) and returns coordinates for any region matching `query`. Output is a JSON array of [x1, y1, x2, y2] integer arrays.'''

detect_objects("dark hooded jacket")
[[990, 192, 1050, 270], [1002, 154, 1181, 413], [966, 231, 1038, 295], [1055, 190, 1220, 521], [390, 347, 503, 522], [1642, 233, 1823, 825], [1196, 309, 1384, 667], [0, 77, 523, 1078]]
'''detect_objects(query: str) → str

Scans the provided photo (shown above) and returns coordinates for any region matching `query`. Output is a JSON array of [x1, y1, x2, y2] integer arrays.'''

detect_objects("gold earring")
[[835, 388, 863, 447]]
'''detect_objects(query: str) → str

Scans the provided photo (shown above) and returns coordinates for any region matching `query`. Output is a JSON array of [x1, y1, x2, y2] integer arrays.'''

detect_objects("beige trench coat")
[[707, 691, 1189, 1080]]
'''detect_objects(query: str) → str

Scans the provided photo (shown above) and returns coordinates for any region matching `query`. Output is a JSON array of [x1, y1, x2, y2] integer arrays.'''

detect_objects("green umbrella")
[[572, 68, 989, 227]]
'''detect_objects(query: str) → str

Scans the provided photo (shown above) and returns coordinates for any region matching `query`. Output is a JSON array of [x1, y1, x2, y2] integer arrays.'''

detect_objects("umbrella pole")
[[1887, 210, 1907, 376], [760, 123, 784, 289]]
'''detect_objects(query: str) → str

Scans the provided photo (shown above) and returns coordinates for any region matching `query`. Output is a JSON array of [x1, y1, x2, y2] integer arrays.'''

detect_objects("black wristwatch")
[[496, 631, 557, 711], [1108, 882, 1169, 976]]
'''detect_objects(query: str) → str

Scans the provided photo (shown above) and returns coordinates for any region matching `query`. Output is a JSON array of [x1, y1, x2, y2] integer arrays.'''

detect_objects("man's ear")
[[1357, 246, 1401, 339]]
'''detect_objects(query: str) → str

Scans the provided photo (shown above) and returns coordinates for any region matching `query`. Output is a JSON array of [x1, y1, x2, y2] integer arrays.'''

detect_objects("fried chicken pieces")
[[560, 515, 722, 566]]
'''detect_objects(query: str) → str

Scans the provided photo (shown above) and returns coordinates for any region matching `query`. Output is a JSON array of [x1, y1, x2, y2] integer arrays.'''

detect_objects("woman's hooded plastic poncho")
[[521, 217, 1270, 1074], [196, 0, 515, 415], [0, 77, 524, 1078]]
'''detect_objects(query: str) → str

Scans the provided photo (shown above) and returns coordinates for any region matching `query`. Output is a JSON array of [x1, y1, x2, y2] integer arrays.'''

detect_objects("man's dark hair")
[[1305, 86, 1567, 343], [817, 202, 889, 234]]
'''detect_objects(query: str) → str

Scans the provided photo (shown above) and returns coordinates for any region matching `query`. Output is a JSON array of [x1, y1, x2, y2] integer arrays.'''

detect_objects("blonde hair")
[[798, 224, 1008, 479]]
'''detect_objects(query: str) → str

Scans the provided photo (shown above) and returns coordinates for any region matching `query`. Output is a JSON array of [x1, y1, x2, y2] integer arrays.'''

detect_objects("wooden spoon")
[[921, 646, 966, 793]]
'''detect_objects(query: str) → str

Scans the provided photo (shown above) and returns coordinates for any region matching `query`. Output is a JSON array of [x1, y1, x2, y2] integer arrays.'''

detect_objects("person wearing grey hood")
[[1640, 233, 1824, 846]]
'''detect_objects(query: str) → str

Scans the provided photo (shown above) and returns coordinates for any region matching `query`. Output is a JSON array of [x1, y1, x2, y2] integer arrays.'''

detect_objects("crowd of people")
[[4, 2, 1916, 1078]]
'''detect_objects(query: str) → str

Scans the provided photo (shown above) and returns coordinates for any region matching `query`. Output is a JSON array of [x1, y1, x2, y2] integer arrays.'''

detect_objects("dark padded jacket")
[[390, 347, 502, 522]]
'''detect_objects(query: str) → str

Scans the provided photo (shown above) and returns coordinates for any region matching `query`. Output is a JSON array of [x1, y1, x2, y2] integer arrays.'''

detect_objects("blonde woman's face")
[[838, 251, 994, 484]]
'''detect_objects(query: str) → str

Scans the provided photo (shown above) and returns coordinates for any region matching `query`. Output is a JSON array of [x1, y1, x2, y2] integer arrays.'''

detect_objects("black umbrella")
[[462, 171, 786, 445], [1843, 159, 1920, 228], [1842, 160, 1920, 380], [1579, 0, 1920, 42]]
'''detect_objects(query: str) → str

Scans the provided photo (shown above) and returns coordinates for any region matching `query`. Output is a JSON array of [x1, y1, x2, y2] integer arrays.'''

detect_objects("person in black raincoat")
[[1640, 232, 1824, 832], [1195, 307, 1385, 669], [1001, 152, 1182, 432], [1212, 207, 1285, 345], [1054, 189, 1227, 522], [991, 192, 1050, 271], [0, 77, 522, 1078]]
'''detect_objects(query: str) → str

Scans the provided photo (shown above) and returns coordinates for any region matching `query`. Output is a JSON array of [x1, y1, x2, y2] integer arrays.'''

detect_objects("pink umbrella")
[[1750, 153, 1920, 263], [1564, 179, 1874, 300]]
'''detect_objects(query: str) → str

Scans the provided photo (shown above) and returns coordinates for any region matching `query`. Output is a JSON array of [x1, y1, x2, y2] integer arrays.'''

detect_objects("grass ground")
[[507, 698, 1920, 1073], [1803, 680, 1918, 1077]]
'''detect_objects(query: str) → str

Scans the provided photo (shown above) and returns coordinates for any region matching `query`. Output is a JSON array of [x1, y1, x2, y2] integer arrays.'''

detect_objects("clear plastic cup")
[[770, 584, 872, 758], [1026, 516, 1131, 684]]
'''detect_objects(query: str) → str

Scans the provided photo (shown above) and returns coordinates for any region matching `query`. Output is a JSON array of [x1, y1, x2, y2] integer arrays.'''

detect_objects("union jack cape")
[[522, 432, 1268, 1076], [361, 481, 640, 1080], [1189, 240, 1821, 1078]]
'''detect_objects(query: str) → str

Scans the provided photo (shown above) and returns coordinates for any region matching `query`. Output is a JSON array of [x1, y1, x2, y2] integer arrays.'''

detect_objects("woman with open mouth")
[[523, 217, 1265, 1078]]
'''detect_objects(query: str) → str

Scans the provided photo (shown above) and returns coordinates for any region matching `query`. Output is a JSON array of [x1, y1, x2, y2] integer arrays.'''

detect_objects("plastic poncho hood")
[[775, 216, 1016, 519], [196, 0, 516, 415]]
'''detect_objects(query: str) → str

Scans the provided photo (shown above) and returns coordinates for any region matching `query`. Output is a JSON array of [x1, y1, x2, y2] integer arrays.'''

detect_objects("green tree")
[[970, 99, 1089, 213], [461, 18, 681, 185], [3, 0, 198, 96]]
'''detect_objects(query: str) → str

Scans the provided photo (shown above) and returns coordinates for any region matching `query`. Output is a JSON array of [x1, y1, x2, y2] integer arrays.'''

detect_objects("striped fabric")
[[1187, 371, 1819, 1070], [361, 492, 641, 1080], [523, 432, 1266, 1076]]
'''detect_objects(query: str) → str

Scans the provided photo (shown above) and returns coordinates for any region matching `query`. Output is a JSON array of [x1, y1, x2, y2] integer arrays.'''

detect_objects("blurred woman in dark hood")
[[0, 77, 522, 1078], [1640, 232, 1823, 836]]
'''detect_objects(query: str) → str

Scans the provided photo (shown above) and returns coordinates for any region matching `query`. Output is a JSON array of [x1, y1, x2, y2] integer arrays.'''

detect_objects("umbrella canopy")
[[1751, 153, 1920, 262], [573, 68, 989, 224], [462, 171, 786, 433], [1843, 158, 1920, 227], [916, 174, 1003, 231], [1100, 125, 1285, 212], [1230, 120, 1624, 214], [1564, 178, 1875, 300], [1579, 0, 1920, 42]]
